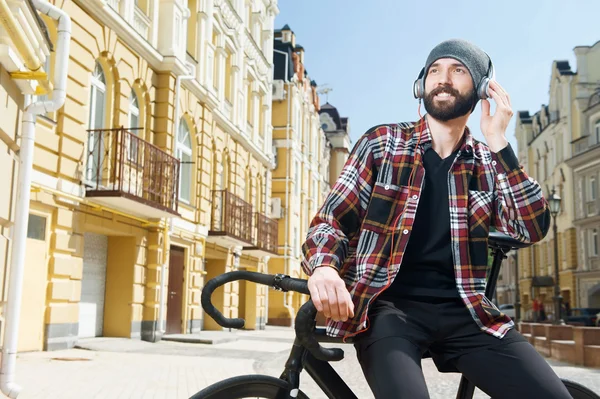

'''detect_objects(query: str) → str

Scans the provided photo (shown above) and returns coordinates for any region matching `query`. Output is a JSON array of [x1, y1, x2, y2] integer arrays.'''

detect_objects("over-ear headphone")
[[413, 55, 495, 100]]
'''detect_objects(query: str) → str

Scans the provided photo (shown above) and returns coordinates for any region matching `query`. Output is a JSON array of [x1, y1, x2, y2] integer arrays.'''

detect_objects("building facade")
[[515, 42, 600, 319], [268, 25, 351, 325], [566, 41, 600, 308], [0, 0, 280, 352], [0, 0, 54, 352]]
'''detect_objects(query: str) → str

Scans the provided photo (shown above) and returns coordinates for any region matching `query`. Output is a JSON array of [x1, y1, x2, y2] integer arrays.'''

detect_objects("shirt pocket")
[[467, 190, 495, 238], [362, 182, 408, 233]]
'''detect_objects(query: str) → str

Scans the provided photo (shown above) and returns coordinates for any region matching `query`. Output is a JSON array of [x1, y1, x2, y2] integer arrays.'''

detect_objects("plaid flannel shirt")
[[301, 120, 550, 340]]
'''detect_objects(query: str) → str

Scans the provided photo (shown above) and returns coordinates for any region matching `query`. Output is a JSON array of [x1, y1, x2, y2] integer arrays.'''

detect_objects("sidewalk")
[[3, 326, 599, 399]]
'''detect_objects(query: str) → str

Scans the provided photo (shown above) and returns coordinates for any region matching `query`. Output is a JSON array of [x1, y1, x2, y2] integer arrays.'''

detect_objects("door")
[[167, 246, 184, 334], [79, 232, 108, 338], [18, 213, 49, 351]]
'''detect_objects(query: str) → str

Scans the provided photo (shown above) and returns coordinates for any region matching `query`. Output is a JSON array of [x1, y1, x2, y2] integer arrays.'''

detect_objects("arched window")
[[127, 91, 141, 160], [89, 62, 106, 129], [177, 118, 193, 202], [87, 61, 107, 183]]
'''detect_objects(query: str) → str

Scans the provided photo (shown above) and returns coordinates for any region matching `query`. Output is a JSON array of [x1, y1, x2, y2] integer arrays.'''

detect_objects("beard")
[[423, 85, 477, 122]]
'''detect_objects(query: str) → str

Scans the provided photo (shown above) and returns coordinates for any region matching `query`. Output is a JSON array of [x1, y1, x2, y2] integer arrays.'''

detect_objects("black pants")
[[354, 296, 572, 399]]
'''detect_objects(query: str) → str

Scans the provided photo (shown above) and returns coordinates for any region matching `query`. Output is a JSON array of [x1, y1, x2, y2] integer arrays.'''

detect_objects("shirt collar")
[[414, 116, 475, 154]]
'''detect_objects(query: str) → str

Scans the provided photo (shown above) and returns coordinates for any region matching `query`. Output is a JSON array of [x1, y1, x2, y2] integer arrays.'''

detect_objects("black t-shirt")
[[383, 146, 460, 299]]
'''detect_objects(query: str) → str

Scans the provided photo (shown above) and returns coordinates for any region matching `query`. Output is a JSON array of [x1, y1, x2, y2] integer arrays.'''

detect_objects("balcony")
[[243, 212, 279, 257], [132, 5, 151, 41], [572, 135, 591, 156], [85, 127, 180, 219], [207, 190, 253, 247]]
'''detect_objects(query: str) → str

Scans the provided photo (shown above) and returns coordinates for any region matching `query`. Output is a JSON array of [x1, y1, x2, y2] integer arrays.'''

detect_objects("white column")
[[150, 0, 160, 47]]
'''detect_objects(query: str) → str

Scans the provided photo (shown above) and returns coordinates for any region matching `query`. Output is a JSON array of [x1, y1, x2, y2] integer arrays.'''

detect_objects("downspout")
[[0, 1, 71, 398], [273, 48, 294, 324], [158, 60, 195, 336]]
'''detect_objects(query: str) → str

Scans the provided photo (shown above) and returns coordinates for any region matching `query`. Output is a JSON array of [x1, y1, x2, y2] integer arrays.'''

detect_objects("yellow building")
[[514, 43, 600, 318], [0, 0, 280, 354], [268, 25, 351, 325]]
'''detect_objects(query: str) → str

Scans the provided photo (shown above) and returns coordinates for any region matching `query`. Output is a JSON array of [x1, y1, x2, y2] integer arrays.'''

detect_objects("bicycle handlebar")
[[201, 271, 310, 329], [200, 270, 344, 361]]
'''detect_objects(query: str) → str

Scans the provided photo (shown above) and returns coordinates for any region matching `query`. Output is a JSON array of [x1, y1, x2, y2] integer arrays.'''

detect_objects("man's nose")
[[437, 69, 451, 85]]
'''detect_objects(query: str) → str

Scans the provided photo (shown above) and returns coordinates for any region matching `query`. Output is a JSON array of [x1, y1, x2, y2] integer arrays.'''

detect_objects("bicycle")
[[192, 231, 600, 399]]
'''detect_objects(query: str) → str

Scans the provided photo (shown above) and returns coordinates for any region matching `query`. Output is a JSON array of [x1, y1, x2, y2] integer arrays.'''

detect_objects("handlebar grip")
[[295, 300, 344, 362], [277, 277, 310, 295], [201, 271, 277, 329]]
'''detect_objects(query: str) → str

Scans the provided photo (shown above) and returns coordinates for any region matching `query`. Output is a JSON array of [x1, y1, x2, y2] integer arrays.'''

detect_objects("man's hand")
[[307, 266, 355, 322], [480, 80, 513, 153]]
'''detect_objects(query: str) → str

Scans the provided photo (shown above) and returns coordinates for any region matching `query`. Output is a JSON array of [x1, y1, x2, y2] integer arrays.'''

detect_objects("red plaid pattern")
[[301, 120, 550, 340]]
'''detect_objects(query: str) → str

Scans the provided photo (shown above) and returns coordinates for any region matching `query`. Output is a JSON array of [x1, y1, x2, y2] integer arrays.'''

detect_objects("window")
[[590, 176, 598, 201], [27, 214, 47, 240], [595, 120, 600, 144], [177, 119, 193, 202], [128, 91, 141, 161], [590, 229, 599, 257], [86, 62, 107, 183], [295, 161, 300, 196], [225, 51, 233, 104], [293, 227, 299, 257]]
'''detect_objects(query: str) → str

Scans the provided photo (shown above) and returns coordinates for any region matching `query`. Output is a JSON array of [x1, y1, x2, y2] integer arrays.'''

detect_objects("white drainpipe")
[[0, 1, 71, 397], [159, 61, 195, 336]]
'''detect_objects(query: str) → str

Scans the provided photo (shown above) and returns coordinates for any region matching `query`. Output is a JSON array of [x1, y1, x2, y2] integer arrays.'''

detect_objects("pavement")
[[3, 326, 599, 399]]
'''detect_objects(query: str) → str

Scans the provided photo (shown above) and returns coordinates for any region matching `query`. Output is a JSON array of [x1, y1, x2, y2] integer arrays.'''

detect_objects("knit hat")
[[423, 39, 491, 96]]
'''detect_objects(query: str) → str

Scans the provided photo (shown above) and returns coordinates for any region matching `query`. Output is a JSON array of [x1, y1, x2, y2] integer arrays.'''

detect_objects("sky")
[[275, 0, 600, 151]]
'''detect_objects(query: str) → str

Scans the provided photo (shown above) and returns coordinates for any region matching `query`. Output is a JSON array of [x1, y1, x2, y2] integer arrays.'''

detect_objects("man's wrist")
[[486, 135, 509, 153]]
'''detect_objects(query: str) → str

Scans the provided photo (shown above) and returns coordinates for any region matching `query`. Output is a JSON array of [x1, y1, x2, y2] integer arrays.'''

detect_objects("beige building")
[[566, 41, 600, 308], [515, 42, 600, 317], [268, 25, 350, 325], [0, 0, 280, 353]]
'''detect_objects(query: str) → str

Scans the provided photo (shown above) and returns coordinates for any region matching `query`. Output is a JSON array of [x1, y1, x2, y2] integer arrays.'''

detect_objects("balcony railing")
[[85, 127, 180, 217], [209, 190, 253, 245], [572, 135, 591, 156], [132, 5, 151, 40], [244, 212, 278, 256]]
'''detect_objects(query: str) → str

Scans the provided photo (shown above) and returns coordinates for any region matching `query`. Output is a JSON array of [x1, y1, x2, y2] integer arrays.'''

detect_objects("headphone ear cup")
[[413, 78, 421, 99], [413, 78, 424, 99], [478, 77, 490, 100]]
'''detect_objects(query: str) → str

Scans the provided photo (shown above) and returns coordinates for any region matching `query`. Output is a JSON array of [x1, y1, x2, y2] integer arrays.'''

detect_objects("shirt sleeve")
[[491, 143, 551, 243], [300, 130, 378, 276]]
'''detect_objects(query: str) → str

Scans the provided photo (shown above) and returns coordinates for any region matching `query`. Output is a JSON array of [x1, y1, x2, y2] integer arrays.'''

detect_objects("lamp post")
[[513, 251, 521, 323], [548, 188, 563, 325]]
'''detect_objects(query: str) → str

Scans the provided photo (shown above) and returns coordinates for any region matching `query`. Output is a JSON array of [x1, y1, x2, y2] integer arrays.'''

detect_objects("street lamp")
[[548, 188, 563, 325]]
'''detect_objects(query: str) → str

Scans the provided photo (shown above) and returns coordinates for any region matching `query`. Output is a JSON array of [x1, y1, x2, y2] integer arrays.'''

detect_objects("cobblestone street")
[[4, 327, 599, 398]]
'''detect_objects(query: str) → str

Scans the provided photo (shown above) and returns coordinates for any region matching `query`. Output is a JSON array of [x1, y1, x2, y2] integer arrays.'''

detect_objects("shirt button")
[[403, 229, 409, 235], [412, 195, 418, 200], [492, 160, 497, 166], [384, 185, 390, 190]]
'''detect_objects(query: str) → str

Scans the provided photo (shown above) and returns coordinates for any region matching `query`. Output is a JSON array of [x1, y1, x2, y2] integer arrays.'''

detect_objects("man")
[[301, 39, 572, 398]]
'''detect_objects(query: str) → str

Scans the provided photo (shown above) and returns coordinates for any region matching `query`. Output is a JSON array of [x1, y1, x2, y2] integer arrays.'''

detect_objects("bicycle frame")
[[279, 339, 357, 399]]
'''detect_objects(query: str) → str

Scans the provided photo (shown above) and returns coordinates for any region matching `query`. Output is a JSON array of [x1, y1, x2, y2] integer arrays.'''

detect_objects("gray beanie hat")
[[424, 39, 491, 93]]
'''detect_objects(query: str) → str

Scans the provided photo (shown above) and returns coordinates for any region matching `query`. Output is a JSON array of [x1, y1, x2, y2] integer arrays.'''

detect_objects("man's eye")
[[429, 68, 437, 74], [455, 68, 465, 73]]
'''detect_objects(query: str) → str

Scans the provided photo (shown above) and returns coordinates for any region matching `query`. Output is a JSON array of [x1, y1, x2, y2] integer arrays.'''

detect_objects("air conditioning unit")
[[272, 80, 286, 101], [271, 197, 283, 219]]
